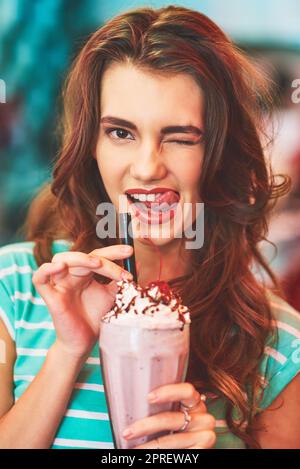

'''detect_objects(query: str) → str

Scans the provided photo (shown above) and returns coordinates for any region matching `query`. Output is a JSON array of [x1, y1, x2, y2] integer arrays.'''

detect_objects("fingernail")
[[121, 271, 133, 280], [122, 428, 133, 439], [121, 245, 132, 253]]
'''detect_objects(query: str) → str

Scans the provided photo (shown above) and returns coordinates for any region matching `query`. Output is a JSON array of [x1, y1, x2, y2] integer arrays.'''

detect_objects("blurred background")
[[0, 0, 300, 308]]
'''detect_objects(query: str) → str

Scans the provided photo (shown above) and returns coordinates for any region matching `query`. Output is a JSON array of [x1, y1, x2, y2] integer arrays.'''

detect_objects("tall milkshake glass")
[[99, 279, 191, 449]]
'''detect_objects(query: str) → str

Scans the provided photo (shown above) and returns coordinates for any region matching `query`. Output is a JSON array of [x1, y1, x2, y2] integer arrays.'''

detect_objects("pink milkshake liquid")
[[99, 279, 191, 449]]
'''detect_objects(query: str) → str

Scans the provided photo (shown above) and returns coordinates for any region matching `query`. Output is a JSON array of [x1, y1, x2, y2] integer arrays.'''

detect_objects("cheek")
[[95, 140, 126, 188], [173, 156, 203, 191]]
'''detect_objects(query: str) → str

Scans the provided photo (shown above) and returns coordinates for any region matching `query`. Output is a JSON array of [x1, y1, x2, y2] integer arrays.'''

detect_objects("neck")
[[134, 237, 192, 288]]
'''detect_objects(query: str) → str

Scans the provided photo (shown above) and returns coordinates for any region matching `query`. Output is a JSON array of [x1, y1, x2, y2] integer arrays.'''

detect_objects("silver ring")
[[178, 406, 192, 432], [180, 393, 206, 412]]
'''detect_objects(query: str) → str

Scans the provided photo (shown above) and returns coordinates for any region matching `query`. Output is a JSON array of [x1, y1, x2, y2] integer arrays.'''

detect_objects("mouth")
[[124, 189, 180, 225]]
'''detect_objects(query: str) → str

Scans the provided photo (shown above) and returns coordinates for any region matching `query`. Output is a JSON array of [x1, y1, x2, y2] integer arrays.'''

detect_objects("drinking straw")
[[142, 235, 162, 282], [118, 212, 137, 282]]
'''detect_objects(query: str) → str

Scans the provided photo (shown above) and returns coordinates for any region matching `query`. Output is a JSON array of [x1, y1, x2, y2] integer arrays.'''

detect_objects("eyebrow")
[[100, 116, 203, 136]]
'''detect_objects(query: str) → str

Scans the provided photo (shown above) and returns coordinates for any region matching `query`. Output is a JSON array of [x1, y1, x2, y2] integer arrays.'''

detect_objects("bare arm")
[[250, 372, 300, 448], [0, 318, 16, 417], [0, 319, 85, 448], [0, 245, 133, 448]]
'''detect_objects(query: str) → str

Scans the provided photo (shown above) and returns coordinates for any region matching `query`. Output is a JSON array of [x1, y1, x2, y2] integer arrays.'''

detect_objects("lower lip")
[[127, 195, 179, 225]]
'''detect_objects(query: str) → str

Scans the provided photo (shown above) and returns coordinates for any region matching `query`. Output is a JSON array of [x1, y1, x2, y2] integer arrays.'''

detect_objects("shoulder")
[[0, 241, 38, 298], [0, 241, 36, 268], [0, 238, 72, 294], [0, 242, 35, 341], [266, 289, 300, 358], [0, 239, 72, 270], [0, 238, 72, 292], [266, 288, 300, 326], [0, 240, 71, 339], [251, 370, 300, 448], [257, 289, 300, 411]]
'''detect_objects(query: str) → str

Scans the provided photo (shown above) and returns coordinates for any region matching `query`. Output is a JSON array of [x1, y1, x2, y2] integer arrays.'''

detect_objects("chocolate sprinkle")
[[104, 279, 190, 326]]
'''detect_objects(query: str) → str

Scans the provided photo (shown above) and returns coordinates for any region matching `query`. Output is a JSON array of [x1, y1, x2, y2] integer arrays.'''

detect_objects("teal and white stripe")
[[0, 241, 114, 449]]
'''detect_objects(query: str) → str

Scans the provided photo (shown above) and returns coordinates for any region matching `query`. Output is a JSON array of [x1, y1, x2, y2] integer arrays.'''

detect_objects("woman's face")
[[94, 62, 205, 247]]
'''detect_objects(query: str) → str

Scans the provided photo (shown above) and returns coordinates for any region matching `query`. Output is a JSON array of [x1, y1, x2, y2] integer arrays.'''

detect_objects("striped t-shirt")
[[0, 240, 300, 449]]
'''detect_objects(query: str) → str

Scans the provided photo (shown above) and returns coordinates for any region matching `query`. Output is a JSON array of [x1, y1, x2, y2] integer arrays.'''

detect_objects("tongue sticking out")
[[144, 190, 180, 209], [156, 190, 180, 204]]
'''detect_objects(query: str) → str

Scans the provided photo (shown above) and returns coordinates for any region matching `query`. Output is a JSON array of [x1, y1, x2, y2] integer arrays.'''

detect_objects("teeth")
[[129, 193, 163, 202]]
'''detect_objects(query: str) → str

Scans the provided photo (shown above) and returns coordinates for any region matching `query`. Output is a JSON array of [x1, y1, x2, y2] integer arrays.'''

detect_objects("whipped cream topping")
[[102, 279, 191, 330]]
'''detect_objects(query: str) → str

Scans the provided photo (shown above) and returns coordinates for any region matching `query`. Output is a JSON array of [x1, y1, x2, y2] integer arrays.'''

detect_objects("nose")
[[129, 141, 167, 182]]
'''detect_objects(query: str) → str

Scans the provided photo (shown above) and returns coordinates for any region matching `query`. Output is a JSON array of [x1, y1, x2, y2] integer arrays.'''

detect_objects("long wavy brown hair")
[[23, 6, 290, 448]]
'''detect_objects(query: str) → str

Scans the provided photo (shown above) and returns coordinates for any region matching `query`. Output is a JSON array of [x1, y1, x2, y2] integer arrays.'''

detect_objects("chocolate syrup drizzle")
[[108, 279, 189, 329]]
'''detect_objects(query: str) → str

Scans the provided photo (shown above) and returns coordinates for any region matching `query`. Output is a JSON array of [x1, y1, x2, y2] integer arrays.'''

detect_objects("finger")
[[33, 262, 67, 288], [186, 431, 216, 449], [133, 429, 216, 450], [148, 383, 206, 413], [52, 252, 102, 278], [53, 251, 132, 282], [52, 251, 103, 270], [89, 244, 133, 260], [48, 254, 100, 290], [92, 256, 133, 281], [51, 265, 73, 282], [32, 262, 67, 305], [50, 266, 94, 292], [123, 411, 215, 440], [106, 280, 119, 299], [189, 413, 216, 432]]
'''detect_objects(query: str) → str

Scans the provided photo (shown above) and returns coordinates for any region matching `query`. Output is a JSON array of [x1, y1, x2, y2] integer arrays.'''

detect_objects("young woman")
[[1, 5, 300, 449]]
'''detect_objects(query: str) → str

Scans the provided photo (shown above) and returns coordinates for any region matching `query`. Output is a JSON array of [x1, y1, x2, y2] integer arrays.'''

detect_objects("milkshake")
[[99, 278, 191, 449]]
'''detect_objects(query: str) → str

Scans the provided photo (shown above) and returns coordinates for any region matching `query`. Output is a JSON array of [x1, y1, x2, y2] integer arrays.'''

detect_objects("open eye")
[[105, 127, 134, 141]]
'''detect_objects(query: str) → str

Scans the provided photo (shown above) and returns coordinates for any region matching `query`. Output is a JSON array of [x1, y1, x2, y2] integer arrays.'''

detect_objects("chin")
[[131, 217, 184, 246]]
